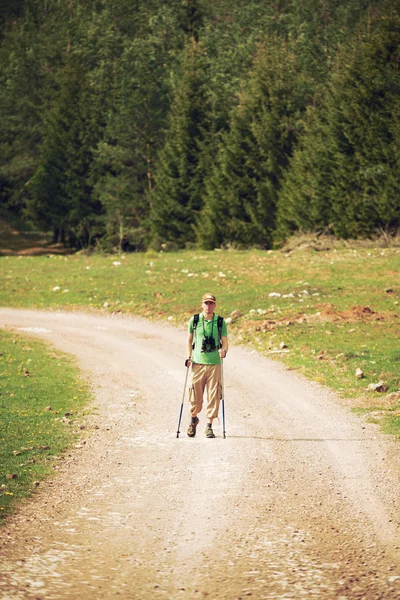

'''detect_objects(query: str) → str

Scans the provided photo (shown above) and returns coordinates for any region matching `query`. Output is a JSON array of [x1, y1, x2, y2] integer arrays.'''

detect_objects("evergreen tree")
[[0, 0, 102, 222], [198, 37, 311, 249], [151, 40, 210, 247], [281, 0, 374, 87], [91, 0, 182, 251], [92, 35, 171, 251], [275, 103, 334, 241], [29, 59, 102, 246], [0, 8, 50, 215], [276, 1, 400, 241], [327, 2, 400, 237], [2, 0, 396, 250]]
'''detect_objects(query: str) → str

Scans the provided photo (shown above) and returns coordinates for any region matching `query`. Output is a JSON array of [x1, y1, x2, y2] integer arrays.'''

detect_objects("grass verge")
[[1, 242, 399, 436], [0, 330, 91, 521]]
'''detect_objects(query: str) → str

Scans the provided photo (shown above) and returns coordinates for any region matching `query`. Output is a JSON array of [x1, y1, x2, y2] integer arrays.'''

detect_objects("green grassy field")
[[0, 331, 91, 520], [1, 242, 399, 438]]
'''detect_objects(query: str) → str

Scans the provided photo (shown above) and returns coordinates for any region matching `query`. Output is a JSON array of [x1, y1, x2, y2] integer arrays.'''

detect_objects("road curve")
[[0, 308, 399, 599]]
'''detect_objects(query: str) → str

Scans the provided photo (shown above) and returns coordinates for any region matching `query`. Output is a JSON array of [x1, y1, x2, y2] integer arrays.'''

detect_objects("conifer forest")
[[1, 0, 399, 251]]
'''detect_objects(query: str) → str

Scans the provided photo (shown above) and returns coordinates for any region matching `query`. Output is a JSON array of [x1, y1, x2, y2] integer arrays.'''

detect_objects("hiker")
[[186, 293, 228, 438]]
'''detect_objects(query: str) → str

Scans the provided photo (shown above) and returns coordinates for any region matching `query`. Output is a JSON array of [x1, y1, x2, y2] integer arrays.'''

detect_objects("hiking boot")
[[187, 417, 199, 437], [205, 425, 215, 438]]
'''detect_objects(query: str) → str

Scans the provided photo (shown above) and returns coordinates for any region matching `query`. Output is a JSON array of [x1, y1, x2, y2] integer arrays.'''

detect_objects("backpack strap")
[[192, 314, 224, 349], [192, 313, 199, 349], [217, 315, 224, 348]]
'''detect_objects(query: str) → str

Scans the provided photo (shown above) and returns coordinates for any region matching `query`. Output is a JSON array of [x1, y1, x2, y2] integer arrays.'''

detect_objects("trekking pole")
[[176, 360, 190, 438], [221, 359, 226, 439]]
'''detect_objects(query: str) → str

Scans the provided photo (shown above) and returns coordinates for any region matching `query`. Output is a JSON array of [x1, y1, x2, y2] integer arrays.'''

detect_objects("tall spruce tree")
[[276, 1, 400, 241], [29, 58, 102, 246], [0, 0, 102, 226], [0, 6, 52, 215], [92, 35, 171, 251], [151, 40, 210, 247], [198, 37, 311, 249], [327, 2, 400, 237], [275, 103, 334, 241]]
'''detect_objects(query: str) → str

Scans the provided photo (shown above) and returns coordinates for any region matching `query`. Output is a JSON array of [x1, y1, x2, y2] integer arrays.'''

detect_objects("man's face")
[[202, 300, 215, 315]]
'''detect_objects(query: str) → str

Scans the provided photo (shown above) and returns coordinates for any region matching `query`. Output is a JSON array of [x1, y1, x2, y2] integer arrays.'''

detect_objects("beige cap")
[[202, 293, 216, 303]]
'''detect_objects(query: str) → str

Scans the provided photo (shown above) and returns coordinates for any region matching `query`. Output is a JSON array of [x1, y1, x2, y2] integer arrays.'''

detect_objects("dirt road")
[[0, 308, 399, 599]]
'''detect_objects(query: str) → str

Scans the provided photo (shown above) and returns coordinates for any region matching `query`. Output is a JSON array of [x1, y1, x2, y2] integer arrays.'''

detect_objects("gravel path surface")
[[0, 308, 399, 599]]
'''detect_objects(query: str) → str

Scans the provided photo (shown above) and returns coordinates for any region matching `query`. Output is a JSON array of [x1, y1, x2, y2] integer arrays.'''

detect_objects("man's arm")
[[219, 335, 228, 358], [187, 332, 194, 364]]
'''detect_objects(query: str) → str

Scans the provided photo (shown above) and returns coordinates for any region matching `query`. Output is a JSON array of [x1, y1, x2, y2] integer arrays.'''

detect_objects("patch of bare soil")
[[0, 308, 399, 599], [0, 218, 72, 256], [314, 304, 385, 322], [248, 304, 394, 334]]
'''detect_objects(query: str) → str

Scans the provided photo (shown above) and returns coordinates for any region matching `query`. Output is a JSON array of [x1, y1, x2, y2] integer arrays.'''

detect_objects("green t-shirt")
[[188, 313, 228, 365]]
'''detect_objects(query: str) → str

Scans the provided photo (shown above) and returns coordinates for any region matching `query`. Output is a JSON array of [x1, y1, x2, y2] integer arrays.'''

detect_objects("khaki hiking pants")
[[189, 363, 222, 420]]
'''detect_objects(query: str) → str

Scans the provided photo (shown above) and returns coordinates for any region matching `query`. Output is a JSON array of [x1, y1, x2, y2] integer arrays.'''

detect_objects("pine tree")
[[198, 37, 311, 249], [0, 8, 50, 215], [151, 40, 210, 247], [275, 103, 334, 241], [327, 2, 400, 237], [29, 58, 102, 247], [276, 1, 400, 241], [91, 1, 181, 251], [0, 0, 102, 226]]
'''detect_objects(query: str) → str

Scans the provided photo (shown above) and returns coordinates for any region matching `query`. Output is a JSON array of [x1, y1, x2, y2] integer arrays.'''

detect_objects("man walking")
[[186, 293, 228, 438]]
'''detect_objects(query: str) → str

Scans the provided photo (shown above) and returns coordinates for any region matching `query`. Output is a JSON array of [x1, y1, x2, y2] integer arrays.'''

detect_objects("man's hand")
[[185, 357, 192, 367], [219, 349, 227, 359]]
